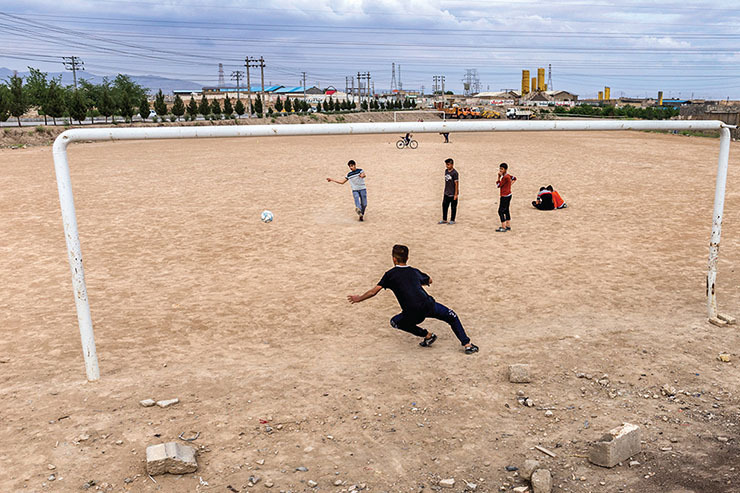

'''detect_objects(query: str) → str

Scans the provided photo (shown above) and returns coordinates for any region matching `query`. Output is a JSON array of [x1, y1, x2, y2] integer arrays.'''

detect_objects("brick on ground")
[[588, 423, 641, 468], [146, 442, 198, 476]]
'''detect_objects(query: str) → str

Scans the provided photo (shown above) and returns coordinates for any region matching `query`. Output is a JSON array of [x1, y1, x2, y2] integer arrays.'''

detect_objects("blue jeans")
[[352, 189, 367, 213], [390, 302, 470, 345]]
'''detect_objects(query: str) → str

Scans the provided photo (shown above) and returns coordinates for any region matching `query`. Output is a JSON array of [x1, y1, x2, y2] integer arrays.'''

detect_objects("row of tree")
[[0, 68, 150, 126], [552, 104, 680, 119], [0, 66, 419, 126]]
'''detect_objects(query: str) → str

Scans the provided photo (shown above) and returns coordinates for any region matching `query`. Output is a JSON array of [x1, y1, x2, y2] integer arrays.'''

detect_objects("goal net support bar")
[[51, 120, 732, 381]]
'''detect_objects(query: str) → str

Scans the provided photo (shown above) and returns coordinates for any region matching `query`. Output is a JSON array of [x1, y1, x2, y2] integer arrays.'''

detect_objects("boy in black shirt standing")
[[439, 158, 459, 225], [347, 245, 479, 354]]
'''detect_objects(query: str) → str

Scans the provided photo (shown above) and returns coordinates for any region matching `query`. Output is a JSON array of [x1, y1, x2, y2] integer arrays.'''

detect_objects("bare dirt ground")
[[1, 128, 739, 493]]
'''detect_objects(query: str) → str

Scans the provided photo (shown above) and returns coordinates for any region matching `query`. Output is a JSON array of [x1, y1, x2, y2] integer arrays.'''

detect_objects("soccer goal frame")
[[393, 110, 446, 122], [52, 120, 732, 381]]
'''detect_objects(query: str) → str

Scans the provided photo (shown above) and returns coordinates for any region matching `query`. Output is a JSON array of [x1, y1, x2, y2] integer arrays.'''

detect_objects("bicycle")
[[396, 137, 418, 149]]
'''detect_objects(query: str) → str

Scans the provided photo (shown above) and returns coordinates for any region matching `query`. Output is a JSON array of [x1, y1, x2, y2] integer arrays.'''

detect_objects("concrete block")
[[509, 364, 531, 383], [146, 442, 198, 476], [588, 423, 641, 468], [156, 398, 179, 408], [718, 313, 737, 325], [709, 317, 728, 327], [139, 399, 156, 407]]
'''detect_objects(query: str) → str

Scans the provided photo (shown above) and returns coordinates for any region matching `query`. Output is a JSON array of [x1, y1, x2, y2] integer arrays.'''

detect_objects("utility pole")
[[302, 71, 307, 102], [244, 57, 253, 116], [547, 63, 553, 91], [441, 75, 446, 107], [231, 71, 244, 101], [62, 56, 84, 90], [246, 56, 267, 116]]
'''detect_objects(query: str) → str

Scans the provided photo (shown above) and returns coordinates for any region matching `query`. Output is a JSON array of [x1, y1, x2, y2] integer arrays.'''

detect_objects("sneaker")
[[448, 220, 456, 225], [496, 227, 507, 232], [419, 333, 437, 347], [505, 226, 511, 231], [355, 207, 363, 216], [438, 220, 447, 224], [359, 214, 364, 221], [464, 343, 479, 354]]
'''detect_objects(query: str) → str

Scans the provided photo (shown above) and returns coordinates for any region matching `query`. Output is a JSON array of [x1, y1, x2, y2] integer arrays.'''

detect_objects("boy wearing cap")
[[327, 160, 367, 221], [347, 244, 479, 354]]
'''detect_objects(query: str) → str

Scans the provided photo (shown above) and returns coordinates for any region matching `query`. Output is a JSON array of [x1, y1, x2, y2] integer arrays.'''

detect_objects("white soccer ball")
[[260, 210, 274, 223]]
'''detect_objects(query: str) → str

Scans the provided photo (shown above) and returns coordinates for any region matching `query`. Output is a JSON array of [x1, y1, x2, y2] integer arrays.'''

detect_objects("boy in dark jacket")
[[347, 245, 479, 354]]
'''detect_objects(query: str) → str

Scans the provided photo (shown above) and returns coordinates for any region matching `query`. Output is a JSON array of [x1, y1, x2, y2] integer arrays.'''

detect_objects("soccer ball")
[[260, 210, 274, 223]]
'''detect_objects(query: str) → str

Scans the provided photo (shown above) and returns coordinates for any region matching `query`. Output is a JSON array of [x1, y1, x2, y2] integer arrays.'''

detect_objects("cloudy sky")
[[1, 0, 739, 99]]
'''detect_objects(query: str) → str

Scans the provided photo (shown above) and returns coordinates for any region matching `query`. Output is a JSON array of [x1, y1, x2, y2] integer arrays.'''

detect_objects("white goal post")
[[52, 120, 732, 381], [393, 110, 446, 122]]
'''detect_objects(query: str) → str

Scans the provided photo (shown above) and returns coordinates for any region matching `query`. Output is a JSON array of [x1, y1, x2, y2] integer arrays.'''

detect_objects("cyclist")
[[403, 133, 412, 146]]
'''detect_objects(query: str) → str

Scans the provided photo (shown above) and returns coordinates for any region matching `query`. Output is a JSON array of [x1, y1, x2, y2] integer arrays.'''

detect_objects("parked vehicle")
[[506, 108, 534, 120]]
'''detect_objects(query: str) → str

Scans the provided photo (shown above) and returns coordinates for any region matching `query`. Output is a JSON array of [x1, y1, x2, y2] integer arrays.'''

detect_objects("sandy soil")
[[1, 129, 739, 493]]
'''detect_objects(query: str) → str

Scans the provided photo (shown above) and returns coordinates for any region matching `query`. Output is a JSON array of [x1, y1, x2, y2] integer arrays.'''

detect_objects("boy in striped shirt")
[[327, 160, 367, 221]]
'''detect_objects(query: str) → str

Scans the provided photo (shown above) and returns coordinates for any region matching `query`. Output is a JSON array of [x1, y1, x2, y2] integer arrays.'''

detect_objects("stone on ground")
[[508, 364, 531, 383], [530, 469, 552, 493]]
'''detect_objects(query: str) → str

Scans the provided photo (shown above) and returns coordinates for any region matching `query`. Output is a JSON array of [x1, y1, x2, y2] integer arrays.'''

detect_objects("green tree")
[[187, 95, 198, 119], [69, 89, 88, 124], [78, 79, 102, 123], [223, 95, 233, 116], [118, 90, 136, 120], [198, 95, 210, 116], [97, 81, 115, 123], [7, 74, 29, 126], [210, 99, 222, 116], [275, 96, 283, 112], [139, 97, 150, 120], [172, 94, 185, 120], [42, 77, 65, 125], [284, 96, 292, 112], [25, 67, 49, 124], [0, 84, 10, 122], [254, 95, 263, 115], [154, 89, 167, 116], [234, 99, 245, 116], [410, 98, 416, 108]]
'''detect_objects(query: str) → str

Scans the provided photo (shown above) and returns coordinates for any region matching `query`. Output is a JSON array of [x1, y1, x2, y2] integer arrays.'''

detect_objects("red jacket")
[[497, 173, 516, 196]]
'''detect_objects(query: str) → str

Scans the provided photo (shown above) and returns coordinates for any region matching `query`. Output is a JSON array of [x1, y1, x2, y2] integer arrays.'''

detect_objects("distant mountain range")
[[0, 67, 203, 95]]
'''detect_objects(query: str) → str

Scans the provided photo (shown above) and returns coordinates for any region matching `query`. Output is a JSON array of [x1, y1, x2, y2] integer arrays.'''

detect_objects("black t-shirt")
[[444, 168, 459, 196], [378, 266, 435, 314]]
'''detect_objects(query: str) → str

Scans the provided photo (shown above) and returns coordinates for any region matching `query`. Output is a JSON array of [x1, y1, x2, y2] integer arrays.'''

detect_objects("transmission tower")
[[547, 64, 553, 91], [462, 69, 480, 96], [390, 63, 397, 93], [218, 63, 225, 87]]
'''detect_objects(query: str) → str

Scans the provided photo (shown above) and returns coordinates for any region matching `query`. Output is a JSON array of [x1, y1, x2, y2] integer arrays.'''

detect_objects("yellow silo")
[[604, 87, 611, 100], [522, 70, 530, 96], [658, 91, 663, 105], [598, 91, 603, 100], [537, 67, 545, 91], [531, 77, 537, 93]]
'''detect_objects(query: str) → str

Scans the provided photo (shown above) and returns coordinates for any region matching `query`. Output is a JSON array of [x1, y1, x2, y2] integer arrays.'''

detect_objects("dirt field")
[[1, 128, 739, 493]]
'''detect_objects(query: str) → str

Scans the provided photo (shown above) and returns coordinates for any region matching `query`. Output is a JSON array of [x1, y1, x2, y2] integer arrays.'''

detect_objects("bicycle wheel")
[[409, 140, 418, 149], [396, 140, 405, 149]]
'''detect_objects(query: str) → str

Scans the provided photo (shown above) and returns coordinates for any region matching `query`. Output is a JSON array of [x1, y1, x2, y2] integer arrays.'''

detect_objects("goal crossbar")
[[51, 120, 732, 381]]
